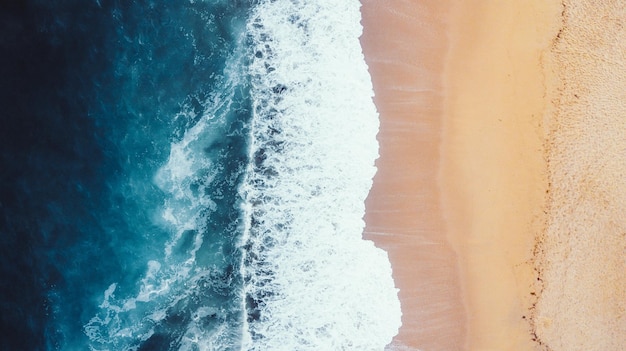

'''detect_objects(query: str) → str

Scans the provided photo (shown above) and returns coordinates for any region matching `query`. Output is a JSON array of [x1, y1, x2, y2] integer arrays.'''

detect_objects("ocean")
[[0, 1, 400, 350]]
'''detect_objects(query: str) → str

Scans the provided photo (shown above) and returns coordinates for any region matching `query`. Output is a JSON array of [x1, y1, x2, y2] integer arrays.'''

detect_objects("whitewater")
[[0, 0, 401, 350], [240, 0, 401, 350]]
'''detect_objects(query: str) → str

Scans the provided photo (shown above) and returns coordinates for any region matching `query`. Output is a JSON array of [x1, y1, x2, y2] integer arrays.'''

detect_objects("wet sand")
[[361, 0, 556, 350], [361, 0, 625, 350], [360, 0, 464, 350]]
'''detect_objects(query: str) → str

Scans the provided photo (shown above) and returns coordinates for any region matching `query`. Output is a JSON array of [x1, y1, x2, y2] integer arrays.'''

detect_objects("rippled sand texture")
[[534, 1, 626, 350]]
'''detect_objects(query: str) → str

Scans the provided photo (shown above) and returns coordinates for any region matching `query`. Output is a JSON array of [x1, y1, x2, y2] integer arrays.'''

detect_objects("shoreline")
[[361, 1, 625, 350], [360, 1, 562, 350], [361, 0, 466, 350], [360, 1, 465, 350]]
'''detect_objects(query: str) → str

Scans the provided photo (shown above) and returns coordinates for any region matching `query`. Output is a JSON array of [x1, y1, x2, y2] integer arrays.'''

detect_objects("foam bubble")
[[240, 0, 401, 349]]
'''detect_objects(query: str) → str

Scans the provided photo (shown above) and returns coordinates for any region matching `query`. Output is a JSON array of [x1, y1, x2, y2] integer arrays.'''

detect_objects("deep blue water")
[[1, 1, 402, 350], [1, 1, 251, 349]]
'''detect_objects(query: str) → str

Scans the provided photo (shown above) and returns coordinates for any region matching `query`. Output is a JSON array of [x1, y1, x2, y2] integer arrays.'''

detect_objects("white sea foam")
[[240, 1, 402, 349]]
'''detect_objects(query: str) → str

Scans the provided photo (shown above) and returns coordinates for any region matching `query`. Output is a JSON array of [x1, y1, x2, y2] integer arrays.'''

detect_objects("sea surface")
[[0, 1, 400, 350]]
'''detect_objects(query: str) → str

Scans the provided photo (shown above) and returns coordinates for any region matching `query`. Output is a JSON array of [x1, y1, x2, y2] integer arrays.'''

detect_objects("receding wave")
[[239, 0, 402, 349]]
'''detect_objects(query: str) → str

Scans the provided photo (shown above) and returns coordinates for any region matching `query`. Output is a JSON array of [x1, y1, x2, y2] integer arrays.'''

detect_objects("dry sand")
[[533, 1, 626, 350], [362, 0, 625, 350], [442, 1, 561, 350]]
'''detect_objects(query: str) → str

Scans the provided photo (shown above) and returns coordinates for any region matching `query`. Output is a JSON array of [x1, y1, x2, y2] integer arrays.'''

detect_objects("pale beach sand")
[[442, 1, 560, 350], [361, 0, 625, 350], [533, 1, 626, 349]]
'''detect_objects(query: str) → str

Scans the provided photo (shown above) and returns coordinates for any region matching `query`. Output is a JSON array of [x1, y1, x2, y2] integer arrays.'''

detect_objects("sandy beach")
[[360, 1, 465, 350], [361, 0, 625, 350], [533, 1, 626, 349], [442, 1, 561, 349]]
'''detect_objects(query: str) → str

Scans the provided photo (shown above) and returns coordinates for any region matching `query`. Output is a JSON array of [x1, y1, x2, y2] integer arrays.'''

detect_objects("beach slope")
[[361, 1, 625, 350]]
